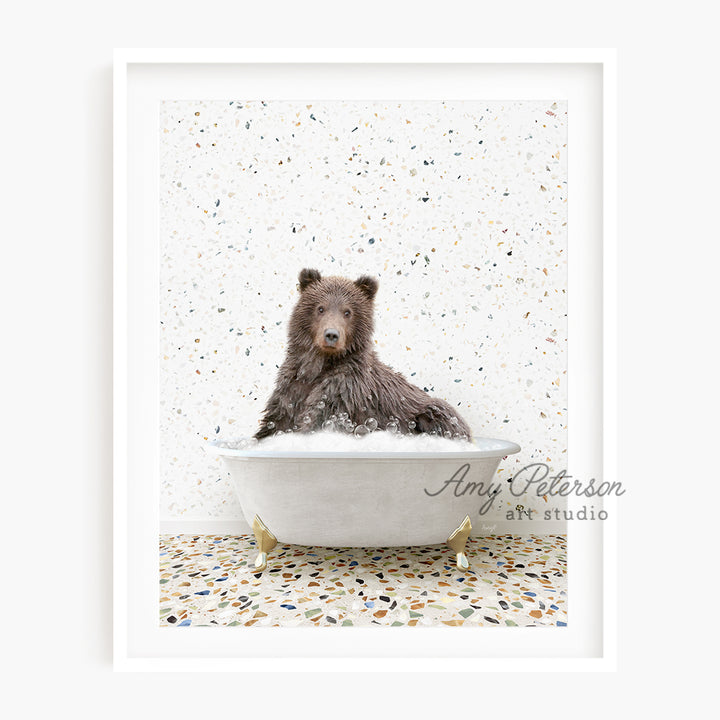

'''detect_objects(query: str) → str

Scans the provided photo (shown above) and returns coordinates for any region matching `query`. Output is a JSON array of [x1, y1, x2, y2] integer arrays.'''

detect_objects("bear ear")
[[298, 268, 322, 292], [354, 275, 378, 300]]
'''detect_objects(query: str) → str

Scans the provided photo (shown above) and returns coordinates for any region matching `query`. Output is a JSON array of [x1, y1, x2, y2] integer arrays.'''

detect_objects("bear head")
[[287, 268, 379, 357]]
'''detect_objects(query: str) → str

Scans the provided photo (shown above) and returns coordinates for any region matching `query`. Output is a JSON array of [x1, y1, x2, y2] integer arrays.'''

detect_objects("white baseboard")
[[160, 518, 252, 535], [159, 518, 567, 537]]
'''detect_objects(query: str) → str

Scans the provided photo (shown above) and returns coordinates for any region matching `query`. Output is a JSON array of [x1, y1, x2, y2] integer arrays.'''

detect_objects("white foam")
[[218, 430, 479, 453]]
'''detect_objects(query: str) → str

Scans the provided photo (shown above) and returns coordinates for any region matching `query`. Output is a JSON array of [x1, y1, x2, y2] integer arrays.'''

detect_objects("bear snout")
[[315, 321, 346, 353]]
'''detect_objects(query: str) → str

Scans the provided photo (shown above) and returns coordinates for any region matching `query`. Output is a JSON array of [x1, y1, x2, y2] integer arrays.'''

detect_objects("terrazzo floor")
[[160, 534, 567, 628]]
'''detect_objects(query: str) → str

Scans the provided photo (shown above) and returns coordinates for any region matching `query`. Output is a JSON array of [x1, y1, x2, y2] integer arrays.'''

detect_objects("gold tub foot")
[[252, 514, 277, 572], [447, 515, 472, 571]]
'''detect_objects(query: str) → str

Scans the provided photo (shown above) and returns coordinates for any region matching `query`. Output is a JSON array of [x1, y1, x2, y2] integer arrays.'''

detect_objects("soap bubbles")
[[250, 404, 469, 449]]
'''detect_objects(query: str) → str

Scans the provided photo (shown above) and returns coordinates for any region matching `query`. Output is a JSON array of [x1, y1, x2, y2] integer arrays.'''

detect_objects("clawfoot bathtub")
[[206, 435, 520, 571]]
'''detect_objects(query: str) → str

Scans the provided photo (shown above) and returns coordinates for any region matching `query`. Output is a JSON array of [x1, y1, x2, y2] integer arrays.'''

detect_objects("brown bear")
[[254, 268, 472, 441]]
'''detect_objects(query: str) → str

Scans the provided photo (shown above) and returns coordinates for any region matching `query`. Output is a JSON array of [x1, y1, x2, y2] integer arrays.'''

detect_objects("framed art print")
[[114, 49, 617, 671]]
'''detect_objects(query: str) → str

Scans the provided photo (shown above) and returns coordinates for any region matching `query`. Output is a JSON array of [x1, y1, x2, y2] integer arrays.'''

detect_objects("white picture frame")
[[114, 48, 617, 672]]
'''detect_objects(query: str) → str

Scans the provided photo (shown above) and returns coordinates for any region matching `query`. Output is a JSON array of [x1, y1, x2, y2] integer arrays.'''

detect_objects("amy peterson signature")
[[424, 462, 625, 516]]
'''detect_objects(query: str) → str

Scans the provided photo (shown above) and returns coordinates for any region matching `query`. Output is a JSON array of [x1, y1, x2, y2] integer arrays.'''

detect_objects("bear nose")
[[324, 329, 339, 345]]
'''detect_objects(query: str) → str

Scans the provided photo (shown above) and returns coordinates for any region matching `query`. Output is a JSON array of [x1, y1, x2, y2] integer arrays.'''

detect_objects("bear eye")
[[318, 306, 324, 314], [344, 309, 351, 318]]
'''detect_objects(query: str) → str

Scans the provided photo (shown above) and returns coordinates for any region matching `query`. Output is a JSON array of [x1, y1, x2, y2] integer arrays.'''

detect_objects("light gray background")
[[3, 3, 714, 716]]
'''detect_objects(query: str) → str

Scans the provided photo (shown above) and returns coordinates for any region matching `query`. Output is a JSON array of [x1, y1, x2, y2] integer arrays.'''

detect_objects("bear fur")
[[254, 268, 472, 441]]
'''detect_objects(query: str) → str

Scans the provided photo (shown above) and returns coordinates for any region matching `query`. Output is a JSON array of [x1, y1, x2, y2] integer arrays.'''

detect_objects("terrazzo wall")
[[159, 100, 567, 525]]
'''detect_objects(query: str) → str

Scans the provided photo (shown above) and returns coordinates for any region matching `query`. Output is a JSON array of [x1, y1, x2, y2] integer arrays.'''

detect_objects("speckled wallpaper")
[[159, 100, 567, 522]]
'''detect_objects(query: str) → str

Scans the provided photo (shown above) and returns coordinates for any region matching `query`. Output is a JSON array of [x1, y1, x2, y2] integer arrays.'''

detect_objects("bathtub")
[[206, 435, 520, 571]]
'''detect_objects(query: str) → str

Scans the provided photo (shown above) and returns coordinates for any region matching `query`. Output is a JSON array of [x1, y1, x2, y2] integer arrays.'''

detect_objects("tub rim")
[[205, 434, 521, 460]]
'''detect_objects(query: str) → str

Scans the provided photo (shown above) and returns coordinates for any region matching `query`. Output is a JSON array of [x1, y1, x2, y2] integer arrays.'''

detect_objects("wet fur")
[[255, 269, 472, 440]]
